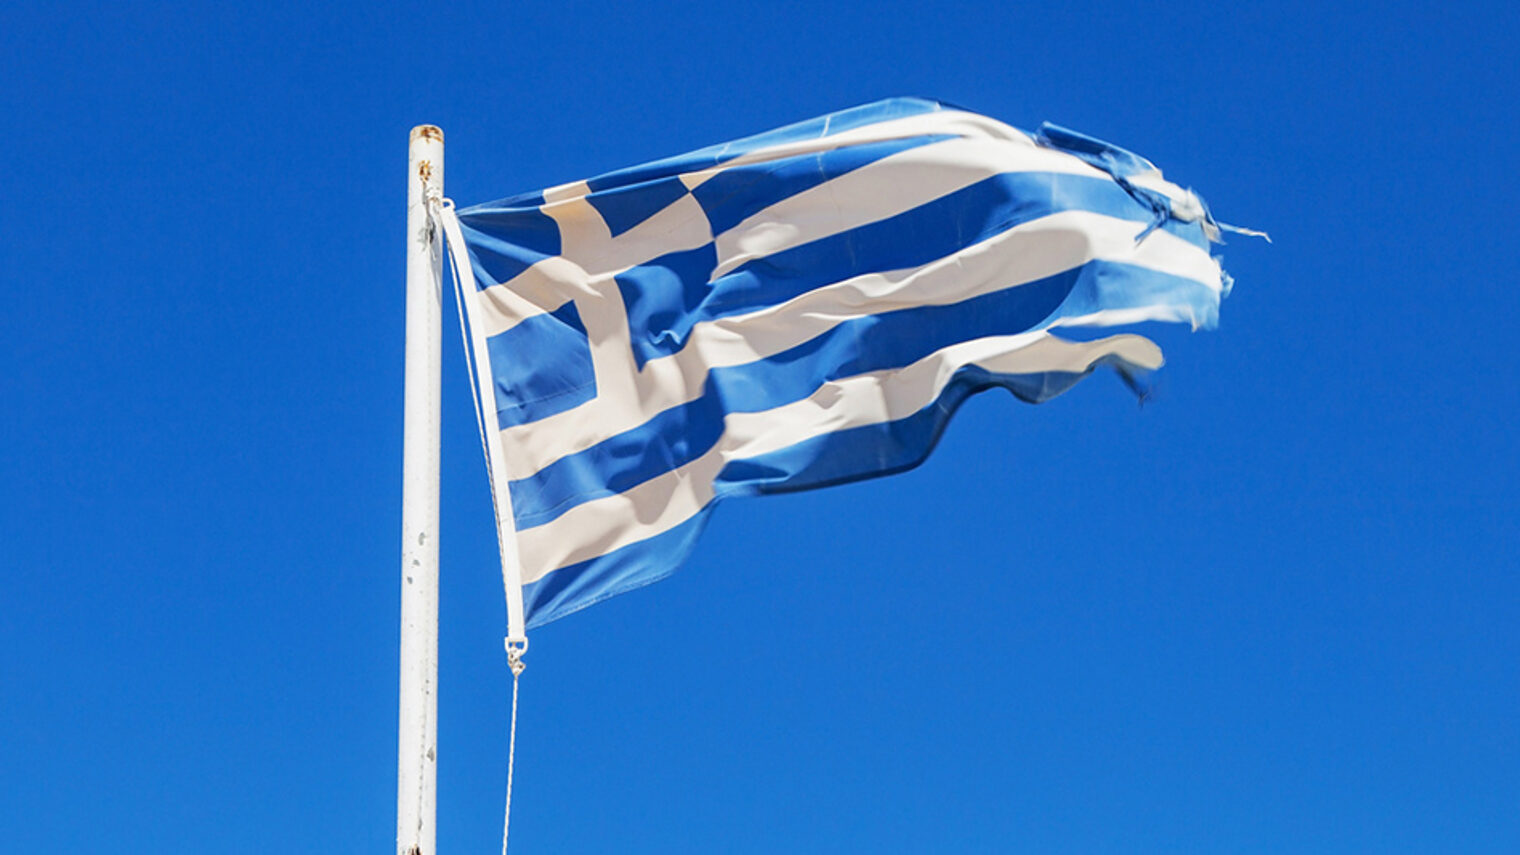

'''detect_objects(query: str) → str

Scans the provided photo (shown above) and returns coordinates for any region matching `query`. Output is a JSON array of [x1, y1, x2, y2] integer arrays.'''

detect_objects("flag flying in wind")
[[448, 97, 1238, 629]]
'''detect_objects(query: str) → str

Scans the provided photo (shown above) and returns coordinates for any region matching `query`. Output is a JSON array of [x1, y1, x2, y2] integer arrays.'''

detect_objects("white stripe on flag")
[[711, 136, 1112, 278]]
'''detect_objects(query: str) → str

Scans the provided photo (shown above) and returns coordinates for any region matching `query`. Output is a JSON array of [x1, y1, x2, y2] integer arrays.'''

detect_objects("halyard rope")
[[503, 643, 525, 855]]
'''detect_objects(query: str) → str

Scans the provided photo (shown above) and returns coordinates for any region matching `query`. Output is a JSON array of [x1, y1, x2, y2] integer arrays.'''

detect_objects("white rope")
[[502, 643, 526, 855]]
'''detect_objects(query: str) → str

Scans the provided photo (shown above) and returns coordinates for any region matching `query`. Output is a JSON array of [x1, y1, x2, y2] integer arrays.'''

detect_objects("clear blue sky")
[[2, 1, 1516, 852]]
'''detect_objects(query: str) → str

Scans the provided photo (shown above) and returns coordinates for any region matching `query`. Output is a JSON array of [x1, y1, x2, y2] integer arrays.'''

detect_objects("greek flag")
[[439, 97, 1239, 631]]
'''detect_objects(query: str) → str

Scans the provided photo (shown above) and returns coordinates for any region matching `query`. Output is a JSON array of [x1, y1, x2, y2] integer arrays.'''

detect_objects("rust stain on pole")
[[410, 125, 444, 143]]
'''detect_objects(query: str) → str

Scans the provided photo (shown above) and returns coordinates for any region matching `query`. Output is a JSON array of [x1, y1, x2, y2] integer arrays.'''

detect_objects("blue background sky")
[[3, 1, 1516, 852]]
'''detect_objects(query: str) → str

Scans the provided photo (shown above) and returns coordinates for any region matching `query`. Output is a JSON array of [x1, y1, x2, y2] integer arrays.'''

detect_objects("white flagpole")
[[399, 124, 444, 855]]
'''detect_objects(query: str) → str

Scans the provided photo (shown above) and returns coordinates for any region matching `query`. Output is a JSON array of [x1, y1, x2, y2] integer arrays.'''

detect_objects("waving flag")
[[440, 97, 1238, 629]]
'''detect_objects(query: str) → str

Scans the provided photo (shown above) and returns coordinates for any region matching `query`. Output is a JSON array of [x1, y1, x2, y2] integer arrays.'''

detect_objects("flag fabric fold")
[[449, 97, 1236, 628]]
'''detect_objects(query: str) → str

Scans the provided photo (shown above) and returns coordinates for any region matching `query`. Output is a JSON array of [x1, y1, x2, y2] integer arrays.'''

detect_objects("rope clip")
[[505, 636, 529, 677]]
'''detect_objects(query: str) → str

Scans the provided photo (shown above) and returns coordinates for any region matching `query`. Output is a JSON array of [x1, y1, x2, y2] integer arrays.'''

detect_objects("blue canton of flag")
[[443, 97, 1239, 629]]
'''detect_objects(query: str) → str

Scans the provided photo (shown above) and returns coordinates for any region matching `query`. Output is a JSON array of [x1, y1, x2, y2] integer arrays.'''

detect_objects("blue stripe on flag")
[[691, 135, 951, 237], [586, 176, 691, 238], [1034, 123, 1158, 181], [458, 208, 562, 288], [1059, 258, 1219, 326], [619, 171, 1209, 368], [522, 506, 714, 628], [486, 300, 597, 428], [714, 362, 1112, 497], [611, 244, 720, 359]]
